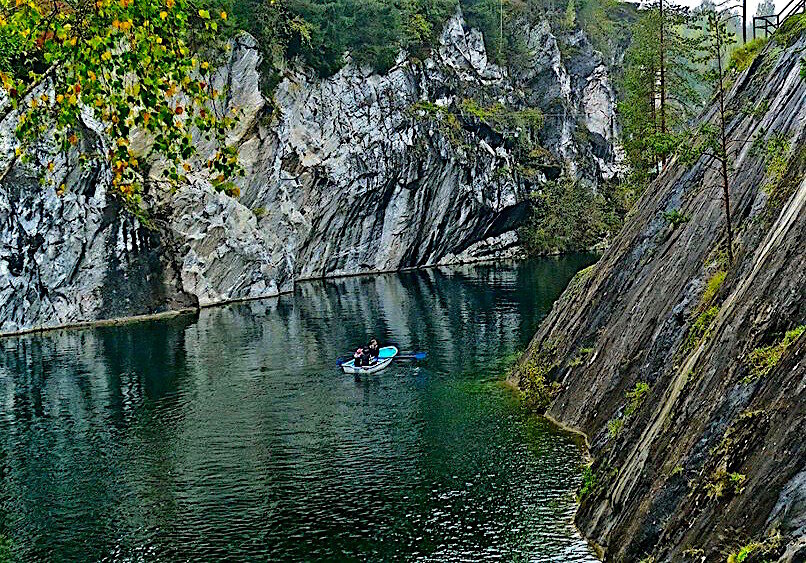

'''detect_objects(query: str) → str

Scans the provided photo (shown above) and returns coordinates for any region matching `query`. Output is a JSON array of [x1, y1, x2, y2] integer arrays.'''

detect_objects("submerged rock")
[[511, 33, 806, 562], [0, 11, 619, 334]]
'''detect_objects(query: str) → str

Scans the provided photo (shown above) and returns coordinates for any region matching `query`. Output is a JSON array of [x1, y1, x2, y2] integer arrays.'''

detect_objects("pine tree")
[[619, 1, 700, 184], [681, 9, 737, 264], [755, 0, 775, 16]]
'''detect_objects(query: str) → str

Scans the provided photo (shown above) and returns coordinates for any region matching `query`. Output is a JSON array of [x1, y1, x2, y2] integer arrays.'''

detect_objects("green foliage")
[[576, 0, 618, 56], [606, 381, 649, 440], [564, 0, 576, 29], [1, 0, 240, 219], [231, 0, 458, 78], [684, 305, 719, 353], [728, 37, 767, 72], [745, 325, 805, 382], [461, 0, 504, 61], [773, 13, 806, 47], [226, 0, 313, 93], [607, 418, 623, 437], [409, 97, 544, 153], [701, 269, 726, 305], [619, 2, 701, 191], [520, 357, 561, 412], [727, 542, 760, 563], [519, 338, 561, 412], [518, 177, 623, 256], [759, 133, 793, 207], [728, 471, 746, 493], [576, 462, 618, 502], [567, 346, 593, 367], [727, 533, 783, 563], [458, 98, 544, 150], [625, 382, 650, 416], [578, 464, 597, 499], [705, 469, 745, 499], [662, 208, 690, 226], [460, 0, 621, 67], [408, 100, 464, 146]]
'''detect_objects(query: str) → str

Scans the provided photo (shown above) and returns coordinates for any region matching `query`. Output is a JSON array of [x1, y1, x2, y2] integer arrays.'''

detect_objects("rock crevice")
[[511, 34, 806, 562], [1, 12, 619, 335]]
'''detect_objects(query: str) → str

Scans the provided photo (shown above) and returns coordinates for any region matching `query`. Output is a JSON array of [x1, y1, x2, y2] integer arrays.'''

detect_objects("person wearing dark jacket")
[[366, 338, 380, 362], [354, 338, 380, 367]]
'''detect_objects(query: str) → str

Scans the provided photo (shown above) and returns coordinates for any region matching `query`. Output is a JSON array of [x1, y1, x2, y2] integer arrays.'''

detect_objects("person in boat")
[[354, 338, 380, 367], [366, 338, 380, 362]]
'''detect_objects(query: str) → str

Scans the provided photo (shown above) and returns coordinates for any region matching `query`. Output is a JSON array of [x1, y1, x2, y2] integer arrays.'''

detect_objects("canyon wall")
[[511, 30, 806, 563], [0, 11, 619, 334]]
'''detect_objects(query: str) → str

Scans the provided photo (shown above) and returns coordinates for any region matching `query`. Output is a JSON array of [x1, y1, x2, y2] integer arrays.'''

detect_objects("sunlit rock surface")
[[0, 11, 619, 334]]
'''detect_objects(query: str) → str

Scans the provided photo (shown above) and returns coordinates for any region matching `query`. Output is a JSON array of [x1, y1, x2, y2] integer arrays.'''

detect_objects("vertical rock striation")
[[511, 33, 806, 562], [1, 11, 619, 334]]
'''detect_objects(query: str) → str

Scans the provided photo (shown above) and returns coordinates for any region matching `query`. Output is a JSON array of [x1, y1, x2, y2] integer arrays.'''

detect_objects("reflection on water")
[[0, 256, 598, 562]]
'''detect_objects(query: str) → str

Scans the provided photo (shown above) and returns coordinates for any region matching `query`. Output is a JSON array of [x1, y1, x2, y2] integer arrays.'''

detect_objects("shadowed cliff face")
[[0, 11, 619, 334], [511, 33, 806, 562]]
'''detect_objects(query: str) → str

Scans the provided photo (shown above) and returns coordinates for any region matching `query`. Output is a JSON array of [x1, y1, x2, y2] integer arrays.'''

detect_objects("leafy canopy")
[[0, 0, 238, 219]]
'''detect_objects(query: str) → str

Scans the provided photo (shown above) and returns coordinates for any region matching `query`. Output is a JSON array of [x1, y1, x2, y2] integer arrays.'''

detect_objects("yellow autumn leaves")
[[4, 0, 242, 217]]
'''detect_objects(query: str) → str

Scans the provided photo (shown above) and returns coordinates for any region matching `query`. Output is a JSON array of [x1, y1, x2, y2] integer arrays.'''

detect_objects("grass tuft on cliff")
[[728, 37, 768, 72], [517, 339, 561, 413], [744, 325, 805, 382], [773, 13, 806, 47], [727, 531, 784, 563], [520, 359, 560, 412], [701, 270, 726, 305], [578, 465, 597, 500], [683, 306, 719, 354], [606, 381, 650, 437]]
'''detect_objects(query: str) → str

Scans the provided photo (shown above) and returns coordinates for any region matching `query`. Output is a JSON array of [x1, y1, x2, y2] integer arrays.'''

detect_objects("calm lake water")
[[0, 255, 598, 562]]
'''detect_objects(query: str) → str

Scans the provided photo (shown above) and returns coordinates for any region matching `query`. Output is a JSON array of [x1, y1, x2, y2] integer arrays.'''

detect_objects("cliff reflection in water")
[[0, 255, 598, 562]]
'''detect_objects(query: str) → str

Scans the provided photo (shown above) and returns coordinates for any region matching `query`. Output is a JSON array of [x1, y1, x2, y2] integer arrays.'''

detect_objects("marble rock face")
[[0, 11, 619, 333]]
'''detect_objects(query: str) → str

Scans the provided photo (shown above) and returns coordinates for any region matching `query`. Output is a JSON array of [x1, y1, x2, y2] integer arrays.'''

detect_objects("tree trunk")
[[715, 21, 735, 264], [659, 0, 666, 135]]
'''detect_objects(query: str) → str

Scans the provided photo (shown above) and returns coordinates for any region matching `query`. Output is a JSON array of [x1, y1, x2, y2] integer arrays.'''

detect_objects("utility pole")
[[743, 0, 747, 43], [659, 0, 666, 135], [500, 0, 504, 59]]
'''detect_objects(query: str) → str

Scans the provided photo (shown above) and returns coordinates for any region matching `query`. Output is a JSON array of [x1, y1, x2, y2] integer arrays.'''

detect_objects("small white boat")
[[340, 346, 398, 374]]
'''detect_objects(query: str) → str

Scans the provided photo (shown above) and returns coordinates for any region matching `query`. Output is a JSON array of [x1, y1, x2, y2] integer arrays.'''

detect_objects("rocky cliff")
[[511, 30, 806, 562], [0, 11, 619, 335]]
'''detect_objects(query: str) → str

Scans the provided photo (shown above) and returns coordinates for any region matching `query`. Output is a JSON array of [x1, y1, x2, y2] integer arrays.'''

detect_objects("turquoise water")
[[0, 256, 598, 562]]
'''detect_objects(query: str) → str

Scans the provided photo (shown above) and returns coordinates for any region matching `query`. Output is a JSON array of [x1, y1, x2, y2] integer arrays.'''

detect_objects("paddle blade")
[[395, 352, 427, 361], [336, 357, 348, 366]]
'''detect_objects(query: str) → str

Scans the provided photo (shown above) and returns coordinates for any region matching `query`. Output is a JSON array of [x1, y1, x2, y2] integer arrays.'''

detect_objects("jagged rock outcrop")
[[0, 11, 619, 334], [510, 32, 806, 562]]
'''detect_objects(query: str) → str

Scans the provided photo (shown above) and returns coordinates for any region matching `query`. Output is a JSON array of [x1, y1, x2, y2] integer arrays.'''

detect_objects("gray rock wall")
[[510, 33, 806, 562], [0, 11, 619, 334]]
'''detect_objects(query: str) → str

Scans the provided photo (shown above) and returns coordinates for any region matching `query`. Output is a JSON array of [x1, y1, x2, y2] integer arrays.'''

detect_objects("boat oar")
[[394, 352, 427, 361], [336, 351, 426, 366]]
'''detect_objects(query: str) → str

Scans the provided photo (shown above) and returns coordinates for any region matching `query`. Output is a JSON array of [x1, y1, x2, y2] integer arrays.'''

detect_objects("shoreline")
[[1, 252, 598, 340], [501, 366, 601, 560]]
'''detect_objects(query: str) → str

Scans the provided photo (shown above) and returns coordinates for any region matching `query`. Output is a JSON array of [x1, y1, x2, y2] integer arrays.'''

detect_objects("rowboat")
[[340, 346, 399, 374]]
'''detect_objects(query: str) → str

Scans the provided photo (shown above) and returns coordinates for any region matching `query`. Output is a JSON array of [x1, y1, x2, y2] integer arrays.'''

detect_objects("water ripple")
[[0, 256, 599, 562]]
